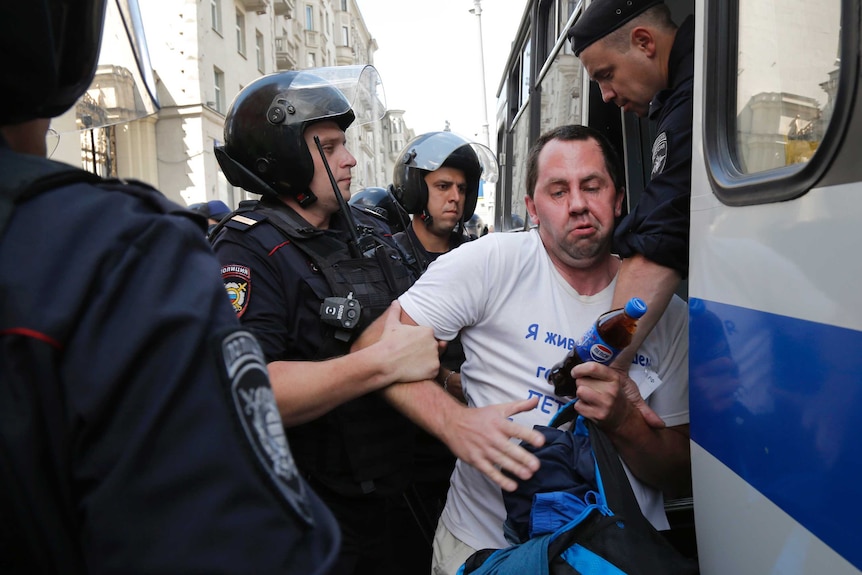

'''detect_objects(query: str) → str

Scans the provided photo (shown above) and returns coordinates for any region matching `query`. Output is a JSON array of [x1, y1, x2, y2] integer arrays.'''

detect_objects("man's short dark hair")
[[525, 125, 624, 199], [567, 0, 665, 56]]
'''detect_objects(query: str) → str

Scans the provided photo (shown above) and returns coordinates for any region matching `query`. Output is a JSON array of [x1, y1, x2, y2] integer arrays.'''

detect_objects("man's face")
[[525, 137, 623, 270], [305, 121, 356, 213], [422, 166, 467, 236], [579, 36, 659, 118]]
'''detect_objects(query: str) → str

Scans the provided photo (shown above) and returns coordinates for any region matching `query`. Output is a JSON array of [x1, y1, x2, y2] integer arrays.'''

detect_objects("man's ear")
[[525, 195, 539, 225], [631, 27, 656, 57], [615, 187, 625, 218]]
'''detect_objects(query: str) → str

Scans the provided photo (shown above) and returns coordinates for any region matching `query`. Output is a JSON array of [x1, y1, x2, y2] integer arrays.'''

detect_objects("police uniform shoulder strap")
[[253, 205, 352, 269], [0, 147, 101, 238]]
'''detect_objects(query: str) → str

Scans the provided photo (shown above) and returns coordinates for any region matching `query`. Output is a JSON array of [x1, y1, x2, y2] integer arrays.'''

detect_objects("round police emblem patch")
[[220, 330, 313, 525], [651, 131, 668, 177], [222, 264, 251, 317]]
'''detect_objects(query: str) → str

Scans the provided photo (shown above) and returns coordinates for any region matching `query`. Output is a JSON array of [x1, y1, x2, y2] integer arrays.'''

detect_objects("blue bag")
[[459, 401, 699, 575]]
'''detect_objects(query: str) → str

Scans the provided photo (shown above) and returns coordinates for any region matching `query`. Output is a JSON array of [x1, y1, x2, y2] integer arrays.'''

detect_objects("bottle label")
[[575, 324, 621, 365]]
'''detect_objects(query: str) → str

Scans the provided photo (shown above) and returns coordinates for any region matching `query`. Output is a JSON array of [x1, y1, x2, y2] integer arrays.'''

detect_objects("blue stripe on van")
[[689, 299, 862, 570]]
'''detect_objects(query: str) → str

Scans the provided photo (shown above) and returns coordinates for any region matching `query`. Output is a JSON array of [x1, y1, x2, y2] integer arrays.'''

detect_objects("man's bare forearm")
[[608, 419, 691, 498], [611, 254, 681, 369]]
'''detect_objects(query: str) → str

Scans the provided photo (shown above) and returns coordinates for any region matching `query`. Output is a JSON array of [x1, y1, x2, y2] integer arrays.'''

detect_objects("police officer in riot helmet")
[[211, 68, 440, 575], [464, 213, 484, 239], [1, 1, 340, 573], [391, 131, 498, 274], [510, 212, 527, 231], [348, 186, 410, 234], [387, 131, 498, 571]]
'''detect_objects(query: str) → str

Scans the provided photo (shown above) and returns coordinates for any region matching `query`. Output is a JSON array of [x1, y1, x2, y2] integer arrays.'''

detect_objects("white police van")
[[493, 0, 862, 572]]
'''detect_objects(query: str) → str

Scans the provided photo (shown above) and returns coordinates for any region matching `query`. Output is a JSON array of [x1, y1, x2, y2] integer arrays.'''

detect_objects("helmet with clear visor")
[[215, 65, 385, 205], [392, 131, 498, 222]]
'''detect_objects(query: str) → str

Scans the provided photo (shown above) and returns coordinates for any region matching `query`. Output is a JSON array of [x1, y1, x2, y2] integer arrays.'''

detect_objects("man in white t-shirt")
[[355, 125, 690, 575]]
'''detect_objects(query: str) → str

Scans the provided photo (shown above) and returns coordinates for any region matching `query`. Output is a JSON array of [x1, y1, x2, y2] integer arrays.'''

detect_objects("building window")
[[214, 67, 225, 113], [342, 25, 349, 46], [733, 0, 839, 174], [519, 38, 531, 110], [236, 10, 246, 56], [341, 0, 348, 11], [255, 30, 265, 72], [307, 52, 316, 67], [305, 5, 314, 30], [211, 0, 222, 34]]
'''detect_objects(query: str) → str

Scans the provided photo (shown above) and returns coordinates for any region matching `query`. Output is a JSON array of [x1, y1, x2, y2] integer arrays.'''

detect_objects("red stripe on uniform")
[[268, 240, 291, 256], [0, 327, 63, 349]]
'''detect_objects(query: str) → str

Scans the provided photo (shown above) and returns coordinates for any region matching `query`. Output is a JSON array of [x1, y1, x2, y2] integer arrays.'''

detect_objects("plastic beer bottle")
[[548, 297, 648, 396]]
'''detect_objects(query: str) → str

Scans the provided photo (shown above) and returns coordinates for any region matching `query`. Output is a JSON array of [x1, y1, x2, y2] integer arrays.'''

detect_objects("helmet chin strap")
[[455, 216, 466, 236], [418, 208, 433, 227], [293, 188, 318, 207]]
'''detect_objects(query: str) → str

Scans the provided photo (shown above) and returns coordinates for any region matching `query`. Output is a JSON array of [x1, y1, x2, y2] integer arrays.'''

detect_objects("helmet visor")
[[287, 65, 386, 128], [404, 132, 499, 184]]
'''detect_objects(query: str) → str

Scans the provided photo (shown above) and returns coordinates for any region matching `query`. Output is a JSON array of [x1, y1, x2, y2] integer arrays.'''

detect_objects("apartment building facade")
[[53, 0, 413, 209]]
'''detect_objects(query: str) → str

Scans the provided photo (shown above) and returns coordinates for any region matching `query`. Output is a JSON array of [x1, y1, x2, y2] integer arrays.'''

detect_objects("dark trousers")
[[390, 431, 456, 573], [310, 480, 400, 575], [389, 478, 451, 573]]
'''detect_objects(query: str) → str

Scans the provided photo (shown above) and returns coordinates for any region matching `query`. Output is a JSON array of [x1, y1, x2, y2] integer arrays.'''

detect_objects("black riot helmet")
[[1, 0, 159, 127], [464, 213, 484, 238], [215, 65, 385, 207], [348, 186, 410, 234], [392, 132, 499, 222], [1, 0, 106, 124]]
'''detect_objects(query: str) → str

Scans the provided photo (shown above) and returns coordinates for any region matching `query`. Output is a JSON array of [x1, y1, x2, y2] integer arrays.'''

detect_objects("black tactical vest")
[[222, 201, 418, 497]]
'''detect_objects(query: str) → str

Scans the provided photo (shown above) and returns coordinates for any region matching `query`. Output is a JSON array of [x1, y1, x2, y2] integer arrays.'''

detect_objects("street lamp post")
[[469, 0, 490, 149]]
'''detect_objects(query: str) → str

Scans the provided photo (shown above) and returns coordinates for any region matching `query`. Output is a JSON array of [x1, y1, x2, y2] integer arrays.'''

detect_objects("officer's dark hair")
[[525, 125, 624, 199], [1, 0, 108, 125], [567, 0, 674, 57], [602, 4, 676, 53]]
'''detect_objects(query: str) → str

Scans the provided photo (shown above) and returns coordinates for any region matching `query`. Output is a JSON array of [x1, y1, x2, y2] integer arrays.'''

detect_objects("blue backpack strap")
[[548, 399, 579, 428], [459, 535, 552, 575], [584, 418, 656, 535], [549, 404, 650, 532], [548, 399, 650, 531]]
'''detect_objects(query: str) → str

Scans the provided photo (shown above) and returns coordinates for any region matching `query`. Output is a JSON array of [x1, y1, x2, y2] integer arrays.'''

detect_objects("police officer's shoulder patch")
[[219, 329, 314, 525], [222, 264, 251, 317], [651, 131, 669, 177]]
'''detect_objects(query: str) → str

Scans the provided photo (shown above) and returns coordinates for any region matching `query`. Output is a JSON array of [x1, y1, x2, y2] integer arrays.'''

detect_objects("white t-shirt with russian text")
[[398, 229, 689, 551]]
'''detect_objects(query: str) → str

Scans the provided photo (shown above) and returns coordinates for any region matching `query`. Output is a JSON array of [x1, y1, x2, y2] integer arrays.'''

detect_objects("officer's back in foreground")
[[0, 1, 339, 573], [210, 68, 440, 574]]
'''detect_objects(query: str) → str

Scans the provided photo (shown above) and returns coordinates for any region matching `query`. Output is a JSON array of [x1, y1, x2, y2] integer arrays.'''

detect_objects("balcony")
[[237, 0, 269, 13], [303, 29, 319, 48], [336, 45, 355, 66], [273, 0, 294, 17], [275, 35, 298, 71]]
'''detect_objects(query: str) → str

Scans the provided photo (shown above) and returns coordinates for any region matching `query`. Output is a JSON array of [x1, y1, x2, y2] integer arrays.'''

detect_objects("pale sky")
[[356, 0, 527, 150]]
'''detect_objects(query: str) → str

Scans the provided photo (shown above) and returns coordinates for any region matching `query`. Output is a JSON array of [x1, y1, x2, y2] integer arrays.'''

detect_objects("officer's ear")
[[630, 27, 656, 57]]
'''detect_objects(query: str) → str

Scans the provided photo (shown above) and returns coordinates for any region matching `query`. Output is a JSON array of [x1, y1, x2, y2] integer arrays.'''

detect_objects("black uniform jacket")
[[614, 15, 695, 278], [0, 165, 338, 574], [212, 199, 416, 498]]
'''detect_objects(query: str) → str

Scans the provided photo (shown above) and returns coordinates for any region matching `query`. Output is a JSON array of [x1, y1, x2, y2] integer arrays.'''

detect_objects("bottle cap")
[[625, 297, 647, 319]]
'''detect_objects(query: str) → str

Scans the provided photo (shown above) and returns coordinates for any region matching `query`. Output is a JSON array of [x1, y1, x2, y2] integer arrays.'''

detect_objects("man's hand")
[[438, 396, 545, 492], [572, 362, 665, 431], [378, 301, 441, 384]]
